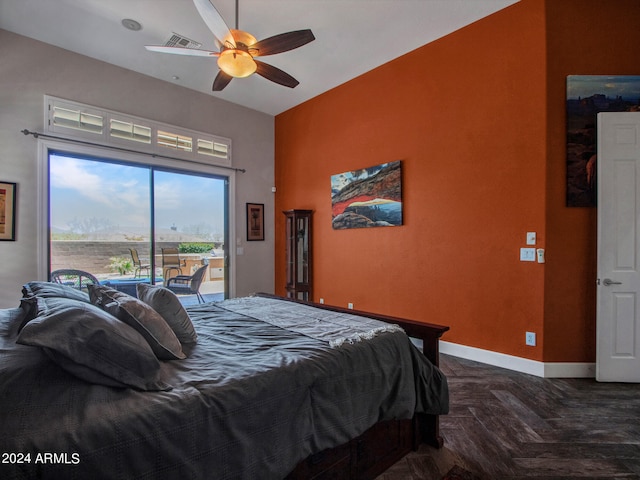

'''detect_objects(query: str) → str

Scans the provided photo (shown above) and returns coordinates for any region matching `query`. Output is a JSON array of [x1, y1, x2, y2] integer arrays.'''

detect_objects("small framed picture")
[[0, 181, 17, 241], [246, 203, 264, 241]]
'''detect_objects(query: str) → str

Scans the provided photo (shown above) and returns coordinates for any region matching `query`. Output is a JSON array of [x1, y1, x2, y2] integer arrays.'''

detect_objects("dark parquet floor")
[[378, 354, 640, 480]]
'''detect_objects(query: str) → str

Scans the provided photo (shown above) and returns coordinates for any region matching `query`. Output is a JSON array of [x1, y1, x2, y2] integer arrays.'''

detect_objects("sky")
[[330, 161, 398, 196], [49, 154, 225, 238], [566, 75, 640, 101]]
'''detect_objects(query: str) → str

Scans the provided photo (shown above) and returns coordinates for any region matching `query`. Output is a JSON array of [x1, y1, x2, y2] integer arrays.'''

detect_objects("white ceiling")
[[0, 0, 519, 116]]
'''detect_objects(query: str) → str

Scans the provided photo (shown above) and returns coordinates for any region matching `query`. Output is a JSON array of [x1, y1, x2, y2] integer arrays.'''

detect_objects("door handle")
[[602, 278, 623, 286]]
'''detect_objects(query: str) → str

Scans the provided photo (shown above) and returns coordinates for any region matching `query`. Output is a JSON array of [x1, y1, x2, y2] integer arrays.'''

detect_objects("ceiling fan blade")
[[212, 70, 233, 91], [250, 30, 315, 57], [145, 45, 219, 57], [254, 60, 299, 88], [192, 0, 235, 48]]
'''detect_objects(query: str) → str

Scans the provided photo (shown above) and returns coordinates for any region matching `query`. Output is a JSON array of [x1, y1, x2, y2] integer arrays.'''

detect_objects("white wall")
[[0, 29, 275, 308]]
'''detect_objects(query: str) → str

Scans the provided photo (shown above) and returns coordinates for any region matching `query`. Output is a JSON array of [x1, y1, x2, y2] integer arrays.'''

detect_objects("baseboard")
[[439, 341, 596, 378]]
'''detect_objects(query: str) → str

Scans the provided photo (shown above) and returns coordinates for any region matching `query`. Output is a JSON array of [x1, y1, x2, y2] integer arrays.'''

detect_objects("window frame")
[[37, 138, 237, 298], [45, 96, 232, 167]]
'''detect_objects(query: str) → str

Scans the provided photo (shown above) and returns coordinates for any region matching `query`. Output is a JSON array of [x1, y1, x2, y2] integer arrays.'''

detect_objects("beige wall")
[[0, 29, 275, 308]]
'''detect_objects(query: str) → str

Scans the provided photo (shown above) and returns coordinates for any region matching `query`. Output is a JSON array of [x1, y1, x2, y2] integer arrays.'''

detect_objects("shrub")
[[178, 242, 215, 254], [108, 257, 133, 275]]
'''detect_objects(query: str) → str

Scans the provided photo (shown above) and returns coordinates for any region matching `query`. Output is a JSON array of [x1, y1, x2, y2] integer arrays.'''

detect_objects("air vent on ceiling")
[[164, 33, 202, 49]]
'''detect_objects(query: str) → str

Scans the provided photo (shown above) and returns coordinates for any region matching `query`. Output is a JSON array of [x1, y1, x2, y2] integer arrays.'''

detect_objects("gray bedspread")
[[0, 297, 448, 480]]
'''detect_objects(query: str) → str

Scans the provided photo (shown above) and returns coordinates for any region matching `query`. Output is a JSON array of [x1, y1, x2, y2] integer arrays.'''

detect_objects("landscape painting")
[[566, 75, 640, 207], [331, 161, 402, 230]]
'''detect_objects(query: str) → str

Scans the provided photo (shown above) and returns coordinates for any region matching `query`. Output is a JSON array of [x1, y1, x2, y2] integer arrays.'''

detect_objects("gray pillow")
[[88, 285, 186, 360], [137, 283, 198, 345], [16, 297, 170, 391], [43, 348, 143, 389], [22, 281, 90, 303]]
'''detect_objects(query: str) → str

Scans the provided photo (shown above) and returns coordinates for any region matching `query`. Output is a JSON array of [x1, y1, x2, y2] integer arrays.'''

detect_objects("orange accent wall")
[[275, 0, 640, 363], [543, 0, 640, 362]]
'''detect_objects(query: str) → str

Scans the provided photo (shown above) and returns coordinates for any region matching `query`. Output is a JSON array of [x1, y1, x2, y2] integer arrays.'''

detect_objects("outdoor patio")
[[98, 275, 225, 305], [50, 240, 226, 304], [179, 278, 225, 305]]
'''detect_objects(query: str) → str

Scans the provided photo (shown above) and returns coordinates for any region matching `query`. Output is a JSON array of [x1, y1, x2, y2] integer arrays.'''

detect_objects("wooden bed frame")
[[255, 294, 450, 479]]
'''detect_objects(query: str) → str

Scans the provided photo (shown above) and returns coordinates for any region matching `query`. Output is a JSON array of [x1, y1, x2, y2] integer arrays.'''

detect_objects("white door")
[[597, 112, 640, 382]]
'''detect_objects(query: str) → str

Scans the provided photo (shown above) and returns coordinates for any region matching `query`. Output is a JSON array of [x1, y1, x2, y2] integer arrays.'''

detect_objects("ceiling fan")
[[145, 0, 315, 91]]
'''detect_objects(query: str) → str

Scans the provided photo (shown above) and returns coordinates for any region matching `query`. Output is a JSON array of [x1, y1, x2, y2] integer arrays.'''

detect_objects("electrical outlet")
[[348, 302, 354, 310], [319, 298, 324, 304], [525, 332, 536, 346]]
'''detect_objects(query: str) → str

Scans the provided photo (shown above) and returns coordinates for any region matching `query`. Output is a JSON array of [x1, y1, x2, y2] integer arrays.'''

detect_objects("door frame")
[[37, 138, 237, 298]]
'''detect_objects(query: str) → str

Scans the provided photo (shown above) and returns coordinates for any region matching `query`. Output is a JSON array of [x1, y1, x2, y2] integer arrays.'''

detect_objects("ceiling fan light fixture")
[[217, 49, 257, 78], [231, 29, 257, 48]]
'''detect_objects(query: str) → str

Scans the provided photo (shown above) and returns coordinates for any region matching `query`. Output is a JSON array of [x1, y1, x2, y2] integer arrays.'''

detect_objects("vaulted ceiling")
[[0, 0, 519, 115]]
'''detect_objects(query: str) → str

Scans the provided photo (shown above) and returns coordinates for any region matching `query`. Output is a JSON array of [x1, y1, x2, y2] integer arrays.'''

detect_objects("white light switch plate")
[[520, 248, 536, 261], [526, 232, 536, 245]]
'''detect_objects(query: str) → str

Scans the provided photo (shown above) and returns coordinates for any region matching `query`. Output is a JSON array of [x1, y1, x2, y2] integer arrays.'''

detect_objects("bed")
[[0, 283, 449, 480]]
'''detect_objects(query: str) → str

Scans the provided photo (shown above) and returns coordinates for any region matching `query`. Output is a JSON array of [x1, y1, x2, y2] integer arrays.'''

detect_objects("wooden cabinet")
[[284, 209, 312, 301]]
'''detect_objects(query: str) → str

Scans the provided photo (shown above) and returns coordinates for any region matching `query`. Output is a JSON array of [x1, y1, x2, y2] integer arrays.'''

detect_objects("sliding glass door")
[[48, 152, 228, 300], [152, 169, 227, 299]]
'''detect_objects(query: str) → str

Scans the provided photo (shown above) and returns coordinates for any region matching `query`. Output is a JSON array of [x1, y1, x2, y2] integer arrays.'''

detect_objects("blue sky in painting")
[[567, 75, 640, 101], [331, 161, 398, 196]]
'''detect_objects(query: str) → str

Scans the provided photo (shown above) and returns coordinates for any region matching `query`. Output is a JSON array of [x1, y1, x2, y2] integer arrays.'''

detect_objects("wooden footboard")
[[256, 294, 449, 479]]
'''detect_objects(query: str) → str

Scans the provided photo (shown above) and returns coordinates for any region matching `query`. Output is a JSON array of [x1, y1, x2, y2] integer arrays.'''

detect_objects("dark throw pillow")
[[88, 285, 186, 360], [137, 283, 198, 345]]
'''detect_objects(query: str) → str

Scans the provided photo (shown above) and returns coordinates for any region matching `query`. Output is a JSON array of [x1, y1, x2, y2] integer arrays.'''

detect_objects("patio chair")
[[129, 248, 151, 278], [161, 247, 185, 280], [50, 269, 100, 292], [165, 264, 208, 304]]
